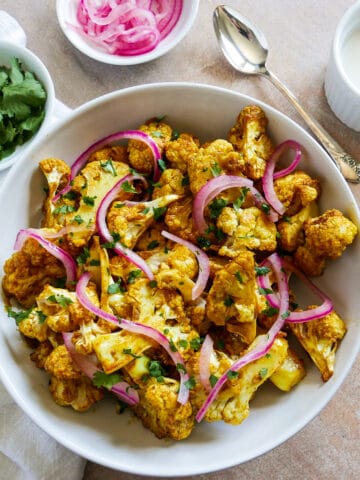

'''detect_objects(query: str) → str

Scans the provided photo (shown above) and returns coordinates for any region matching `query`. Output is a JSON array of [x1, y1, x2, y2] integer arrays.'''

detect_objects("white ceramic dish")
[[0, 83, 359, 476], [56, 0, 199, 65], [0, 40, 55, 171], [325, 0, 360, 131]]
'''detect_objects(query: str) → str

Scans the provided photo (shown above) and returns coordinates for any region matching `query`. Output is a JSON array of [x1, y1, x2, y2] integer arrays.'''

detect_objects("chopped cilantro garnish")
[[181, 176, 190, 186], [53, 204, 76, 215], [189, 336, 204, 351], [147, 240, 160, 250], [177, 339, 188, 349], [226, 370, 239, 380], [235, 271, 243, 283], [208, 198, 227, 219], [176, 363, 187, 373], [148, 280, 158, 288], [89, 259, 100, 266], [46, 294, 73, 307], [36, 310, 47, 324], [76, 247, 90, 265], [261, 203, 270, 214], [73, 215, 84, 224], [7, 306, 32, 325], [158, 158, 167, 171], [107, 281, 126, 294], [184, 376, 196, 390], [82, 195, 97, 206], [255, 266, 271, 276], [153, 206, 167, 220], [122, 348, 141, 359], [281, 310, 291, 319], [259, 367, 268, 379], [258, 287, 273, 295], [100, 159, 117, 176], [209, 374, 219, 388], [233, 187, 250, 211], [261, 306, 279, 317], [93, 371, 122, 390], [197, 236, 212, 249], [121, 180, 137, 193], [115, 203, 125, 208], [224, 296, 234, 307], [152, 130, 163, 138], [148, 360, 166, 383], [127, 269, 142, 284], [210, 162, 222, 177]]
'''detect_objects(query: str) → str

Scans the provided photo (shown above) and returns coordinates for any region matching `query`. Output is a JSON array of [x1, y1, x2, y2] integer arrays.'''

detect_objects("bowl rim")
[[0, 40, 55, 171], [56, 0, 200, 65], [0, 82, 359, 476]]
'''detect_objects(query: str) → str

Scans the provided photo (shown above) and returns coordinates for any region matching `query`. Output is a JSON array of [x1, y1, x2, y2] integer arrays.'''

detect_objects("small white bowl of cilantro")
[[0, 41, 55, 171]]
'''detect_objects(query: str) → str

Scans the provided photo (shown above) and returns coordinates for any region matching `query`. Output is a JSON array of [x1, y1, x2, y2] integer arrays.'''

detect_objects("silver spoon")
[[213, 4, 360, 183]]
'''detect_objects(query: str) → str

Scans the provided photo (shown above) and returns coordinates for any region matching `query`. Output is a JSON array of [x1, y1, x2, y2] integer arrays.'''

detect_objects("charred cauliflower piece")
[[17, 308, 49, 342], [164, 132, 200, 173], [132, 378, 194, 440], [164, 196, 197, 243], [128, 120, 172, 174], [218, 206, 277, 257], [289, 309, 346, 381], [206, 250, 257, 344], [49, 375, 103, 412], [44, 345, 82, 379], [228, 105, 274, 179], [273, 171, 321, 217], [2, 238, 66, 308], [294, 209, 358, 276]]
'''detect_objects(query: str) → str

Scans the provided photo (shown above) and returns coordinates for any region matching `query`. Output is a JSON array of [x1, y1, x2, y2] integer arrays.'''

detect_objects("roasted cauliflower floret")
[[206, 251, 257, 344], [164, 196, 197, 242], [44, 345, 82, 379], [273, 171, 321, 216], [228, 105, 274, 179], [2, 238, 66, 308], [289, 309, 346, 381], [190, 336, 288, 425], [49, 375, 103, 412], [132, 377, 194, 440], [270, 348, 306, 391], [87, 145, 128, 164], [218, 206, 277, 257], [30, 341, 53, 369], [294, 209, 357, 276], [127, 121, 172, 174], [164, 132, 200, 173], [36, 285, 95, 332], [107, 194, 180, 249], [17, 308, 49, 342], [152, 168, 189, 198], [39, 158, 71, 228], [187, 139, 241, 194], [277, 202, 319, 252]]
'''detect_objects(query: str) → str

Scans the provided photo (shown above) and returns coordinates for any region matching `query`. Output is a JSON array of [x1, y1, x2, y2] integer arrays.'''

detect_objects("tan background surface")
[[0, 0, 359, 479]]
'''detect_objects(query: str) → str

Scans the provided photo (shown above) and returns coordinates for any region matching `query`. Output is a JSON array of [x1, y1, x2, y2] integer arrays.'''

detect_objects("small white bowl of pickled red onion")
[[56, 0, 199, 65]]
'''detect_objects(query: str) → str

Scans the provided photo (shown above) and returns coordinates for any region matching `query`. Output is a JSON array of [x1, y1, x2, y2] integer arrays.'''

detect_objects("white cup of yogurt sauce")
[[325, 0, 360, 131]]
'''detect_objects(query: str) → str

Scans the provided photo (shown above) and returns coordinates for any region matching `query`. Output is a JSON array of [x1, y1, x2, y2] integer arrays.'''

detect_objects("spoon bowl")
[[213, 4, 360, 183], [213, 5, 268, 75]]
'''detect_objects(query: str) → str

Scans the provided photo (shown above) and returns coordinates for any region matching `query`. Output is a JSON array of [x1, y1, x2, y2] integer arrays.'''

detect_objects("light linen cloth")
[[0, 381, 86, 480]]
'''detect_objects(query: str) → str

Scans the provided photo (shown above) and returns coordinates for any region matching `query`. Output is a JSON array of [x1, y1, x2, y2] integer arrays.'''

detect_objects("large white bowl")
[[0, 83, 359, 476]]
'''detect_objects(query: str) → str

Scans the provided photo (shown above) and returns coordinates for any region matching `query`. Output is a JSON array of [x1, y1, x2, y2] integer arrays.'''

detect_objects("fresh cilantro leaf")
[[46, 294, 73, 307], [210, 162, 222, 177], [226, 370, 239, 380], [82, 195, 97, 206], [127, 269, 142, 284], [153, 206, 167, 220], [93, 371, 122, 390], [209, 374, 218, 388], [100, 159, 117, 176], [255, 266, 271, 276], [259, 367, 268, 379], [121, 181, 137, 194], [7, 306, 32, 325]]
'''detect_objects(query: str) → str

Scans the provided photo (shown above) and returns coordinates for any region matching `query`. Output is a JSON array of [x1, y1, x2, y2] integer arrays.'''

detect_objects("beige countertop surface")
[[1, 1, 359, 479]]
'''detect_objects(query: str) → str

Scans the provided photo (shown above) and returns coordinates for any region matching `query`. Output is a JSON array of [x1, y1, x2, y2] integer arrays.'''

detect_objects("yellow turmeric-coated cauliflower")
[[30, 341, 53, 369], [289, 309, 346, 381], [270, 347, 306, 391], [152, 168, 189, 199], [217, 206, 277, 257], [294, 209, 358, 276], [49, 375, 103, 412], [277, 202, 319, 252], [164, 132, 200, 173], [107, 194, 180, 249], [164, 196, 197, 243], [187, 139, 241, 194], [273, 171, 321, 217], [206, 250, 257, 344], [132, 377, 194, 440], [44, 345, 82, 379], [190, 336, 288, 425], [2, 238, 66, 308], [127, 120, 172, 174], [87, 145, 128, 164], [228, 105, 274, 179]]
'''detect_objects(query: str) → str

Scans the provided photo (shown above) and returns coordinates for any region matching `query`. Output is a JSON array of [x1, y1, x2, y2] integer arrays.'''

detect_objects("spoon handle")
[[264, 69, 360, 183]]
